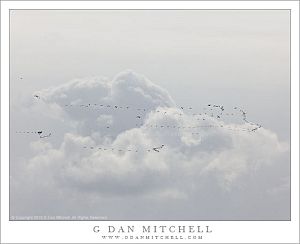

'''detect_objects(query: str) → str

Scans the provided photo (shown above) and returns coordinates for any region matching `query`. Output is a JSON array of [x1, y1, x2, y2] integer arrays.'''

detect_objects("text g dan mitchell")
[[93, 225, 213, 234]]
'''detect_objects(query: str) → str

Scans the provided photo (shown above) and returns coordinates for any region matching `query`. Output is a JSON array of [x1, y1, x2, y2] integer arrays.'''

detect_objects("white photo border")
[[1, 1, 299, 243]]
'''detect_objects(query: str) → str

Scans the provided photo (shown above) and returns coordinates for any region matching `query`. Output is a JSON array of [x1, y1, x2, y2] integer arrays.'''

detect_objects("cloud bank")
[[10, 70, 290, 220]]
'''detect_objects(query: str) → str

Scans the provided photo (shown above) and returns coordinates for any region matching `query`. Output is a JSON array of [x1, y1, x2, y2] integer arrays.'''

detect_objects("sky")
[[10, 10, 290, 220]]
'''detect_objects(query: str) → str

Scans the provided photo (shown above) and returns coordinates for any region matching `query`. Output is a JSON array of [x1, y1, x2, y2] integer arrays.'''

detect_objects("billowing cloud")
[[10, 70, 290, 220]]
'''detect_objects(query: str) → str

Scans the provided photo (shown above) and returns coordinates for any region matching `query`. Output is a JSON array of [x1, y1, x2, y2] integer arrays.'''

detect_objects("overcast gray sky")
[[10, 10, 290, 220], [10, 10, 290, 139]]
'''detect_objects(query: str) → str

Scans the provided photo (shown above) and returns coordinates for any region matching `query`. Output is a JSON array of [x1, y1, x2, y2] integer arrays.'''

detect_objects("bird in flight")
[[40, 133, 51, 138], [251, 125, 262, 132], [33, 95, 40, 99], [152, 144, 164, 152]]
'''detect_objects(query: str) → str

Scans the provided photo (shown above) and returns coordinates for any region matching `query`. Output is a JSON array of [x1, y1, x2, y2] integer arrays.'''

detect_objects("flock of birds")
[[15, 94, 263, 154], [62, 101, 262, 131], [15, 130, 51, 138], [83, 144, 165, 153], [135, 123, 260, 132]]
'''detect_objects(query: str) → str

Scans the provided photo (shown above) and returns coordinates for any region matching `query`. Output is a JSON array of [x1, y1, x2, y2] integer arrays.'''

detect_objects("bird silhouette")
[[251, 125, 262, 132], [40, 133, 51, 138], [153, 144, 164, 152]]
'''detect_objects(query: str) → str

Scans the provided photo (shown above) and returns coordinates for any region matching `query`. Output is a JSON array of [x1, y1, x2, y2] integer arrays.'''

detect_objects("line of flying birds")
[[61, 101, 259, 124], [62, 102, 239, 117], [135, 123, 261, 132], [33, 94, 255, 122], [15, 131, 51, 138], [25, 95, 263, 152], [83, 144, 165, 153], [60, 100, 262, 131]]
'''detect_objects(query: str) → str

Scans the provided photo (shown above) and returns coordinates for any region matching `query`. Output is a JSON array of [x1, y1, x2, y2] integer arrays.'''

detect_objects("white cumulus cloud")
[[10, 70, 290, 220]]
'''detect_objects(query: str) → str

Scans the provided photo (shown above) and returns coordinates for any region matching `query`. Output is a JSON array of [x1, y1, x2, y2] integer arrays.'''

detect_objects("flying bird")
[[153, 144, 165, 152], [33, 95, 40, 99], [251, 125, 262, 132], [40, 133, 51, 138]]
